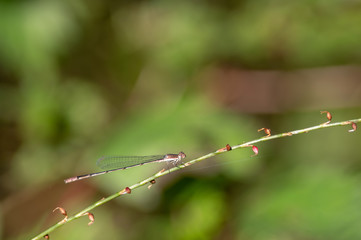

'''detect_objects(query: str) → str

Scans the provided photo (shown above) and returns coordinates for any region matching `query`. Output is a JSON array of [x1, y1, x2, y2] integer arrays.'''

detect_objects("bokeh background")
[[1, 0, 361, 239]]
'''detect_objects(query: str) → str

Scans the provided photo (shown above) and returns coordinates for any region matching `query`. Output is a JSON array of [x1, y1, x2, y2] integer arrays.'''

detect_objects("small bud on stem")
[[53, 207, 68, 222], [258, 128, 271, 137], [346, 121, 357, 132], [320, 111, 332, 124], [244, 145, 259, 157], [86, 212, 95, 226]]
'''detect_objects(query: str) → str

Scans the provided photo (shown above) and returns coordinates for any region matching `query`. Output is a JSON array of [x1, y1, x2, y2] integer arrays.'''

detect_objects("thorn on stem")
[[53, 207, 68, 222], [44, 234, 50, 239], [320, 111, 332, 124], [258, 128, 271, 137]]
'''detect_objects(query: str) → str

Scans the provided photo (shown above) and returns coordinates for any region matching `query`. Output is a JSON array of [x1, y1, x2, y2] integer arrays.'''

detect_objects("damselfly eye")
[[179, 152, 186, 159]]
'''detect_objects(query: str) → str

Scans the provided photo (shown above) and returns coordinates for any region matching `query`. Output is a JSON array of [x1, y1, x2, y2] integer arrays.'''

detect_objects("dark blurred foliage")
[[1, 0, 361, 239]]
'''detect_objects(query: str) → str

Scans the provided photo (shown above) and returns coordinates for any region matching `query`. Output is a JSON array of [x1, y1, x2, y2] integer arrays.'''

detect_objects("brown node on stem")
[[226, 144, 232, 151], [320, 111, 332, 124], [44, 234, 50, 239], [119, 187, 132, 195], [124, 187, 131, 194], [216, 144, 233, 153], [148, 179, 156, 189], [258, 128, 271, 137], [53, 207, 68, 222]]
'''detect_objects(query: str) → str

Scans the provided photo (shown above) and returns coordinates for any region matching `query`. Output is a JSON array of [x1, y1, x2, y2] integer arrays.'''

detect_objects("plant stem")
[[31, 117, 360, 240]]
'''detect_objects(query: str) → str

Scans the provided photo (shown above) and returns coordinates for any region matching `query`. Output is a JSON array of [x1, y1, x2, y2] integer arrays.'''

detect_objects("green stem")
[[31, 117, 360, 240]]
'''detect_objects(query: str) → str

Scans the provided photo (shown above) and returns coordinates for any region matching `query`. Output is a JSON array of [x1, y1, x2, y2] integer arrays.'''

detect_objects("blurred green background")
[[1, 0, 361, 239]]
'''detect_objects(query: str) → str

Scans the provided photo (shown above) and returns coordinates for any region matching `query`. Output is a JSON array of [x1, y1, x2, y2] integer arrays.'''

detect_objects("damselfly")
[[64, 152, 186, 183]]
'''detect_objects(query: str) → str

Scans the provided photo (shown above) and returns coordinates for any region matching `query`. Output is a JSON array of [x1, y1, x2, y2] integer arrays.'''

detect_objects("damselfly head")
[[179, 152, 186, 159]]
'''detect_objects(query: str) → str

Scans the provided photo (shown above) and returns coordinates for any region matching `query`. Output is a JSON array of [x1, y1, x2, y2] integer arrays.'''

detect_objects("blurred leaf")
[[239, 167, 361, 240]]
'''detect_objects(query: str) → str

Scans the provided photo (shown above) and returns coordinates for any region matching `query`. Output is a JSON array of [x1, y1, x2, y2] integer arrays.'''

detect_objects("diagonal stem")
[[31, 117, 360, 240]]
